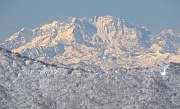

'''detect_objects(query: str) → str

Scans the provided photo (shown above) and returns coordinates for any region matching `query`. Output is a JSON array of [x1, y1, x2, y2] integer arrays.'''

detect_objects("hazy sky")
[[0, 0, 180, 42]]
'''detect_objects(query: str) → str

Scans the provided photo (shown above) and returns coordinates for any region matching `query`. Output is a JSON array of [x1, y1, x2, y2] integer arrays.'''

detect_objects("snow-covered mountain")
[[1, 16, 180, 71], [152, 29, 180, 54], [1, 28, 34, 50], [1, 47, 180, 109]]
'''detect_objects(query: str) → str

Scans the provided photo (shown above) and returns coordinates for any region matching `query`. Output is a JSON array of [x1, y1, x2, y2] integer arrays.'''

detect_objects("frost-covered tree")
[[0, 47, 180, 109]]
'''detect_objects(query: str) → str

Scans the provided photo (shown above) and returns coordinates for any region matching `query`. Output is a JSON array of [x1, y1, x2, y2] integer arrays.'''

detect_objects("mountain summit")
[[1, 16, 180, 71], [152, 29, 180, 54]]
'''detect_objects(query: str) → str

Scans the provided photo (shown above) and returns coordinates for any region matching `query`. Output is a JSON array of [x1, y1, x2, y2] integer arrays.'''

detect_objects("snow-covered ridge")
[[1, 47, 180, 108]]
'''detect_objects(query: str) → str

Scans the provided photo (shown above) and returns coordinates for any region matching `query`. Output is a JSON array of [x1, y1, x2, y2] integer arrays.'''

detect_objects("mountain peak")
[[20, 27, 31, 31], [99, 15, 115, 19], [68, 17, 78, 23], [52, 20, 59, 25], [161, 28, 175, 36], [96, 15, 119, 21]]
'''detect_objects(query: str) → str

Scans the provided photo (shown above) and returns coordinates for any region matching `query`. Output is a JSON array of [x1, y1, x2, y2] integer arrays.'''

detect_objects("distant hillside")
[[1, 47, 180, 108]]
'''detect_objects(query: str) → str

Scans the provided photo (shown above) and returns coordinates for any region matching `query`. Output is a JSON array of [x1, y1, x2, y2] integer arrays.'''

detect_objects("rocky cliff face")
[[0, 47, 180, 109], [1, 16, 180, 71]]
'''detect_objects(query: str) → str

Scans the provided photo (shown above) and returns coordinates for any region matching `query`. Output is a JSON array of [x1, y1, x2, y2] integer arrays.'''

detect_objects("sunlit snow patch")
[[25, 60, 32, 65], [161, 65, 169, 76]]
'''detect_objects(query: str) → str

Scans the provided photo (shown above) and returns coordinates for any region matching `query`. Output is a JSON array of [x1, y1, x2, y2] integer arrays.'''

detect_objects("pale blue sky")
[[0, 0, 180, 42]]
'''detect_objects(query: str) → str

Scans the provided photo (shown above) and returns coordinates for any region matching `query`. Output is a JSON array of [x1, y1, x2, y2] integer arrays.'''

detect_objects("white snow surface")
[[0, 47, 180, 109], [161, 65, 169, 76]]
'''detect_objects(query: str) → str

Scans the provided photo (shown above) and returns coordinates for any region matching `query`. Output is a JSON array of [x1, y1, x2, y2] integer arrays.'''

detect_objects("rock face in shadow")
[[0, 47, 180, 109]]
